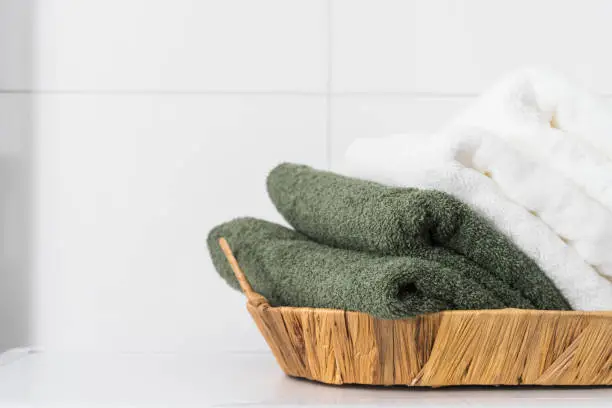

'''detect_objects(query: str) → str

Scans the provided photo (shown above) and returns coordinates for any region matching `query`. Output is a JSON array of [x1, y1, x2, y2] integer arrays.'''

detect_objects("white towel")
[[444, 127, 612, 278], [343, 133, 612, 310], [450, 68, 612, 215]]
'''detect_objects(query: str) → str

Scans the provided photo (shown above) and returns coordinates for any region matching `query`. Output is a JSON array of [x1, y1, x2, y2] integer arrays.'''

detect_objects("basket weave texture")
[[219, 238, 612, 387]]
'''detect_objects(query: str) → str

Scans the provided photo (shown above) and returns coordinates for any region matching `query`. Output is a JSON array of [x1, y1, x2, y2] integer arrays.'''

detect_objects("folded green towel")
[[267, 163, 571, 311], [208, 217, 507, 318]]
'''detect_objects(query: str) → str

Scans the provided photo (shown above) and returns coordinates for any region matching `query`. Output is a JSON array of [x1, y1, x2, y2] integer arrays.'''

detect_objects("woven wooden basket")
[[219, 238, 612, 387]]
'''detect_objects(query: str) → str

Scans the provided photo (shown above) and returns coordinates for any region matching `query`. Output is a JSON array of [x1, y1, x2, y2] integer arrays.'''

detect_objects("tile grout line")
[[0, 90, 474, 97], [5, 90, 612, 98], [325, 0, 334, 170], [3, 90, 612, 97], [3, 89, 612, 99], [0, 89, 327, 96]]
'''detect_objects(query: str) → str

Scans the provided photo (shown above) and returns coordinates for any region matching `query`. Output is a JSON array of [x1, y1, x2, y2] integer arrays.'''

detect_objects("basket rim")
[[260, 305, 612, 318]]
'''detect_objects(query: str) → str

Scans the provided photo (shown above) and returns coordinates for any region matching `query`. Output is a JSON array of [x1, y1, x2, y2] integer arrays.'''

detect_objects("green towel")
[[267, 163, 571, 311], [208, 217, 507, 318]]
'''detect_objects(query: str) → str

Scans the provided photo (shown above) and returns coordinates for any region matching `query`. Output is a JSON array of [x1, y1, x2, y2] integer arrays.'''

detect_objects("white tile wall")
[[0, 95, 30, 155], [34, 0, 328, 92], [332, 0, 612, 94], [330, 96, 469, 169], [1, 0, 612, 352], [32, 94, 327, 351], [0, 0, 33, 90], [0, 94, 32, 352]]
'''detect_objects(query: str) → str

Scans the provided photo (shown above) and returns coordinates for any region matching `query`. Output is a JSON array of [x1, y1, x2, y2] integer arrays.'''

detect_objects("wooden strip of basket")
[[219, 238, 612, 387]]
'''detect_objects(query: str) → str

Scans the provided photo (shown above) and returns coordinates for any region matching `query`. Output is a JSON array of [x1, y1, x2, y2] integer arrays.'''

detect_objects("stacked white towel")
[[343, 68, 612, 311], [450, 68, 612, 215]]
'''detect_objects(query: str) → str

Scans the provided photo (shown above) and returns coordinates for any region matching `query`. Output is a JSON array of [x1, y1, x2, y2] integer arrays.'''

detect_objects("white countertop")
[[0, 349, 610, 407]]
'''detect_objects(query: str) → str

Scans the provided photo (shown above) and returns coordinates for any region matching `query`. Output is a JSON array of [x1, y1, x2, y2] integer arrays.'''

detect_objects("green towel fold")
[[267, 163, 571, 311], [208, 217, 507, 318]]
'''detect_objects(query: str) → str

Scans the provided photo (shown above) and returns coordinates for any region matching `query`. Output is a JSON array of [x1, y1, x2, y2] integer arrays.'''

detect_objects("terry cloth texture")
[[267, 163, 571, 311], [444, 127, 612, 279], [344, 134, 612, 311], [207, 217, 504, 319], [450, 68, 612, 236]]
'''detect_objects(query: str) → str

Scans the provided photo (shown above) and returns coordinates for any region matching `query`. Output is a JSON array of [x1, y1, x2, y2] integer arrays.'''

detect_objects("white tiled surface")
[[0, 350, 611, 408], [33, 0, 328, 92], [0, 95, 30, 155], [0, 0, 33, 90], [330, 96, 470, 168], [0, 94, 32, 352], [32, 94, 326, 352], [332, 0, 612, 93]]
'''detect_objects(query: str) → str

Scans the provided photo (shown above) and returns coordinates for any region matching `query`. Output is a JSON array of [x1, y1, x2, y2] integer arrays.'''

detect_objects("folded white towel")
[[444, 127, 612, 278], [450, 68, 612, 216], [343, 134, 612, 310]]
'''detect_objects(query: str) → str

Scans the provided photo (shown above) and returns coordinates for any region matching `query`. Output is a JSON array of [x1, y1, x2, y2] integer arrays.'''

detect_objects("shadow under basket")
[[218, 238, 612, 387]]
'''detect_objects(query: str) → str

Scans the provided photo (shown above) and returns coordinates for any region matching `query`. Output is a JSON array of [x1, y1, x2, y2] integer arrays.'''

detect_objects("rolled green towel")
[[267, 163, 571, 311], [208, 217, 506, 318]]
